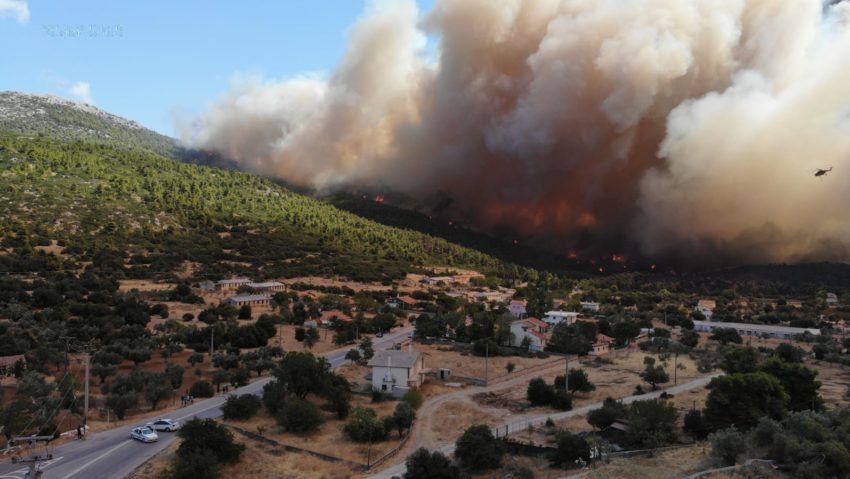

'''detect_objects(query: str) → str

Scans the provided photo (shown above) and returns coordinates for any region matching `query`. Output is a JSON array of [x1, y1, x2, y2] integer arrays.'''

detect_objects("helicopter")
[[814, 166, 833, 177]]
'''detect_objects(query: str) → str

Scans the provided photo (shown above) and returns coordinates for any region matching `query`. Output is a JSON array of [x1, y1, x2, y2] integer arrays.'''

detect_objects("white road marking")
[[61, 441, 130, 479], [0, 456, 63, 479], [45, 327, 414, 479]]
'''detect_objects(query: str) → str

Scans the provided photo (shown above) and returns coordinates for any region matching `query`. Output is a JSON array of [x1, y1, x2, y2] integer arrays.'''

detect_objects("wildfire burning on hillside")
[[183, 0, 850, 267]]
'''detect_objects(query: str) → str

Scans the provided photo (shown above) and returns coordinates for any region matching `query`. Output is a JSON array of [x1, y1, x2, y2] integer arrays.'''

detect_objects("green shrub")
[[709, 428, 747, 465], [454, 424, 504, 471], [221, 394, 262, 421], [343, 407, 387, 442], [402, 389, 424, 410], [189, 380, 215, 398], [527, 378, 554, 406], [277, 398, 323, 434]]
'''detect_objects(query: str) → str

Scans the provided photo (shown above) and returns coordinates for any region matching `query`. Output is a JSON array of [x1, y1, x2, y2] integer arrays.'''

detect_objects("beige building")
[[247, 281, 286, 292], [223, 294, 270, 307], [368, 350, 426, 397], [216, 278, 251, 291]]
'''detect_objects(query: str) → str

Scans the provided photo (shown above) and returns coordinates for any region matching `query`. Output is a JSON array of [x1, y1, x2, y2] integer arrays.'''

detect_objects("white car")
[[145, 419, 180, 432], [130, 426, 158, 443]]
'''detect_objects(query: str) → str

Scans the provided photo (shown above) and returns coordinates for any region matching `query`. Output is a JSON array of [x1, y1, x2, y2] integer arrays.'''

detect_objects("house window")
[[381, 384, 387, 391]]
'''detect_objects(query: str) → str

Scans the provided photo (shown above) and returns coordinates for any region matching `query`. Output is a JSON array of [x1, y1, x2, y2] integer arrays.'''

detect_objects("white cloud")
[[70, 81, 94, 104], [0, 0, 30, 24]]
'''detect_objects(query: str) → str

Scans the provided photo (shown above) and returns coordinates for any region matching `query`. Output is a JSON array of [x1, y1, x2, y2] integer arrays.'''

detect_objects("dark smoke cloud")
[[182, 0, 850, 266]]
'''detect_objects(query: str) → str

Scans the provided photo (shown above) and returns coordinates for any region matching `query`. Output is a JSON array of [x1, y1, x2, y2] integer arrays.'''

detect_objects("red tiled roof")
[[0, 355, 25, 367], [523, 317, 549, 329], [529, 329, 547, 340], [319, 310, 353, 323], [698, 299, 716, 310], [398, 296, 418, 305], [596, 334, 615, 343]]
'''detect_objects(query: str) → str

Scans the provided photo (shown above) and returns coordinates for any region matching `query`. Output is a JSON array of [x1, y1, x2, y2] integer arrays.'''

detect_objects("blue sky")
[[0, 0, 433, 135]]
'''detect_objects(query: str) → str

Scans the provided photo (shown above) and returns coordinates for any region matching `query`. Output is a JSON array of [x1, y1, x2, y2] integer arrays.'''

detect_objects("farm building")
[[692, 320, 820, 340], [247, 281, 286, 292], [222, 294, 270, 307], [216, 277, 251, 291]]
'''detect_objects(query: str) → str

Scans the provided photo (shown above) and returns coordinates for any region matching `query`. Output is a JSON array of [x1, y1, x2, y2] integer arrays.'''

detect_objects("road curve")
[[0, 327, 414, 479], [369, 372, 721, 479]]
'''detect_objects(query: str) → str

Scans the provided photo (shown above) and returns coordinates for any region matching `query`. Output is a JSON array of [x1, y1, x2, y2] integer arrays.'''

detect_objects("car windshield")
[[141, 427, 154, 434]]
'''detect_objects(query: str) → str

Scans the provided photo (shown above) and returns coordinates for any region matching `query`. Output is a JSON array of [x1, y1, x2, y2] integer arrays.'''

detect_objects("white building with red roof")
[[510, 317, 550, 352]]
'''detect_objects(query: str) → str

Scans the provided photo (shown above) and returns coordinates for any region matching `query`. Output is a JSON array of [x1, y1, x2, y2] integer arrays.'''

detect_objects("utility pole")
[[673, 350, 679, 385], [62, 337, 93, 432], [484, 342, 489, 386], [366, 427, 373, 469], [565, 355, 569, 393], [83, 352, 90, 430], [210, 326, 215, 365], [11, 435, 53, 479]]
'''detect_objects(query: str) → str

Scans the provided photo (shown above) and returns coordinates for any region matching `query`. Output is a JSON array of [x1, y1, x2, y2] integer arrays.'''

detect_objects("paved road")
[[0, 327, 414, 479], [369, 372, 721, 479]]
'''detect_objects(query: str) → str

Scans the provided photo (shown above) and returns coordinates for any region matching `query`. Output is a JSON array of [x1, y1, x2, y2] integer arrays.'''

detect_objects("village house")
[[590, 334, 615, 355], [216, 277, 251, 291], [542, 310, 580, 326], [318, 309, 353, 326], [368, 349, 427, 397], [692, 320, 821, 340], [508, 300, 527, 318], [387, 295, 418, 310], [0, 354, 25, 377], [826, 292, 838, 307], [421, 276, 453, 286], [509, 317, 549, 352], [198, 280, 216, 292], [580, 301, 601, 313], [450, 272, 484, 284], [398, 296, 418, 309], [247, 281, 286, 292], [695, 299, 716, 321], [222, 294, 270, 307], [787, 299, 803, 309]]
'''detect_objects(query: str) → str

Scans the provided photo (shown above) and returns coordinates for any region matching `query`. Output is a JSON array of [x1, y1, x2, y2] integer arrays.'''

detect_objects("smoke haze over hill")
[[184, 0, 850, 266]]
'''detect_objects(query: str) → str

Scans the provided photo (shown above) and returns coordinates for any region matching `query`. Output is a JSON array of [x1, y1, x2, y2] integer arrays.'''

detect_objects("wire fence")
[[367, 433, 411, 470]]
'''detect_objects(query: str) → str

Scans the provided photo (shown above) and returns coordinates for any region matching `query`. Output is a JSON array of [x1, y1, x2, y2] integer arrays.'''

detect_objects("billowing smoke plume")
[[183, 0, 850, 266]]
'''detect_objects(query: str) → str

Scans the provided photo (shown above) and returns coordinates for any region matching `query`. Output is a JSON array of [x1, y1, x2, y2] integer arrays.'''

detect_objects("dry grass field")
[[573, 445, 713, 479], [223, 394, 404, 465]]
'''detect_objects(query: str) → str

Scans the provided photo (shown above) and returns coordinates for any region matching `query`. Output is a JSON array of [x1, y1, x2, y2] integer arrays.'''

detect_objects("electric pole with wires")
[[60, 337, 95, 434], [11, 435, 53, 479]]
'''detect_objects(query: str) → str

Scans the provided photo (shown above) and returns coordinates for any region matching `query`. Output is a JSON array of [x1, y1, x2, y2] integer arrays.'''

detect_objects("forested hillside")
[[0, 134, 531, 282]]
